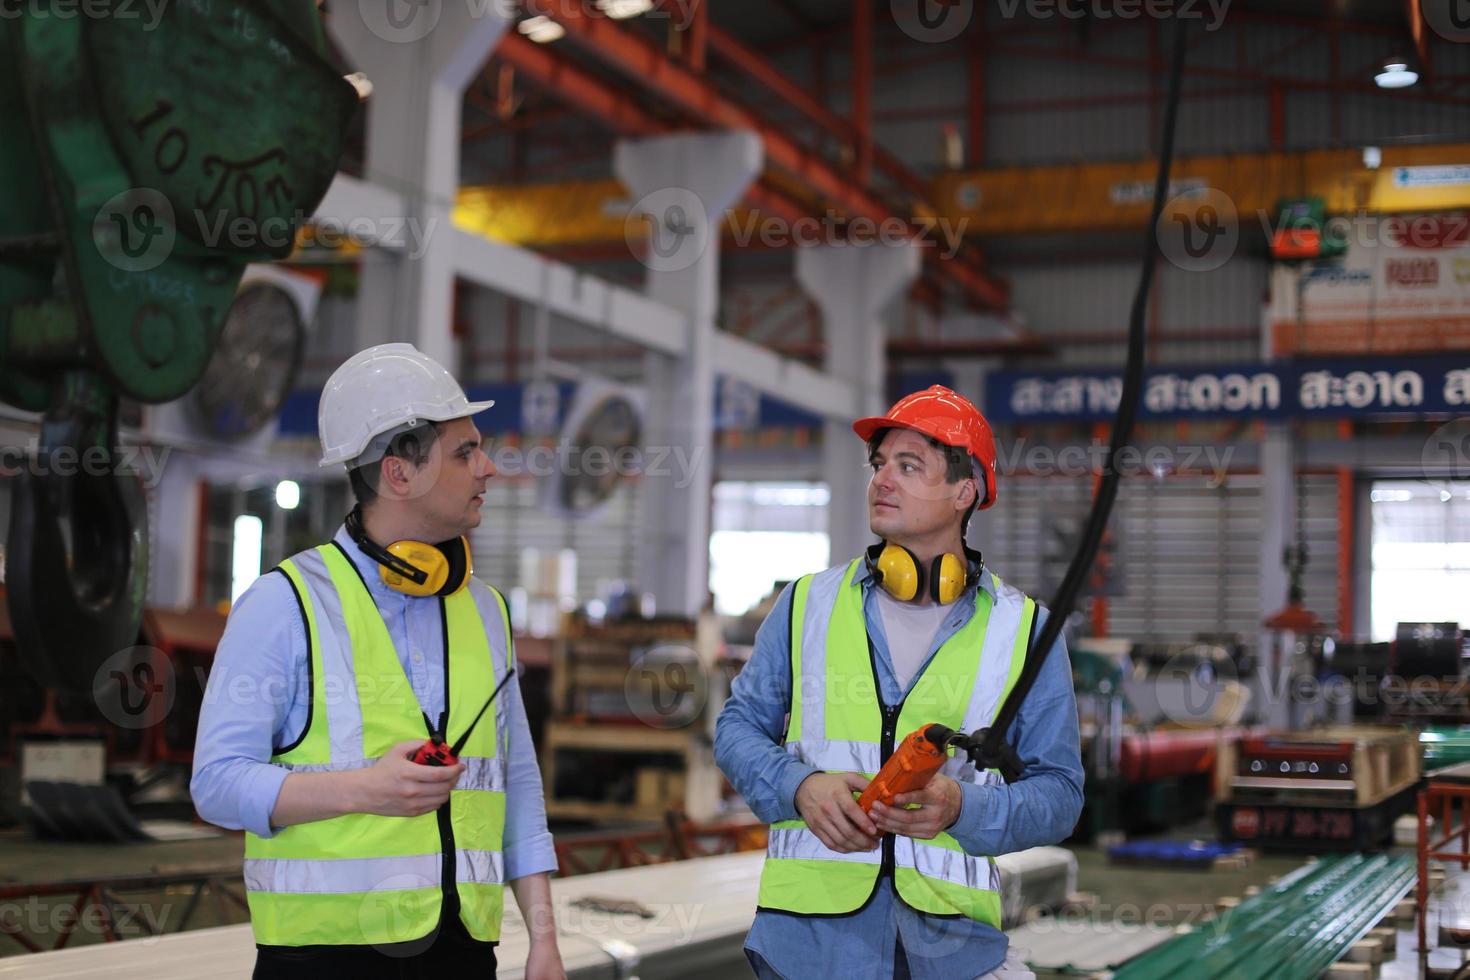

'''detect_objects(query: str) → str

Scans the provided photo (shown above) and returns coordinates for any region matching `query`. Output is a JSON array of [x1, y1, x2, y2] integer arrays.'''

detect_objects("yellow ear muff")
[[875, 543, 922, 602], [435, 536, 472, 596], [932, 552, 968, 605], [380, 540, 451, 596]]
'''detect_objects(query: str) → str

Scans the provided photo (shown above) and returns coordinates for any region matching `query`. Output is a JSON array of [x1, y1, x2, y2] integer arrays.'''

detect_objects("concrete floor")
[[0, 826, 249, 955], [0, 819, 1458, 975], [1073, 833, 1309, 919]]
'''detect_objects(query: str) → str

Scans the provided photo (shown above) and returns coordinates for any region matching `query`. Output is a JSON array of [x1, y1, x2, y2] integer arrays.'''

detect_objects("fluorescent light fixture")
[[231, 515, 263, 603], [1375, 61, 1418, 89], [1363, 146, 1382, 170], [597, 0, 654, 18], [275, 480, 300, 510], [518, 15, 565, 43], [1371, 488, 1414, 503]]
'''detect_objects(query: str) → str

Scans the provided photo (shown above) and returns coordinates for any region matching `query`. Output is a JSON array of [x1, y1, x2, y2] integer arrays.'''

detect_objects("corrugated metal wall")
[[973, 472, 1341, 642], [998, 253, 1265, 368], [468, 476, 643, 604]]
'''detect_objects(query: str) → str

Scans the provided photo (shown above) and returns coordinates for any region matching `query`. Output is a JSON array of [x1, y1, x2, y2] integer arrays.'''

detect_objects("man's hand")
[[869, 773, 962, 840], [349, 740, 465, 817], [794, 772, 879, 853], [525, 936, 566, 980]]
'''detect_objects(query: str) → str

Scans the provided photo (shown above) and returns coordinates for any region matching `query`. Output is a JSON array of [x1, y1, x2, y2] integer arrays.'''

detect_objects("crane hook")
[[6, 371, 148, 693]]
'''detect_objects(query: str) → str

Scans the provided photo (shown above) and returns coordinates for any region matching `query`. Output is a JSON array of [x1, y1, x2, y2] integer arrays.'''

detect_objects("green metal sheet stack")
[[1112, 853, 1414, 980], [1420, 727, 1470, 771]]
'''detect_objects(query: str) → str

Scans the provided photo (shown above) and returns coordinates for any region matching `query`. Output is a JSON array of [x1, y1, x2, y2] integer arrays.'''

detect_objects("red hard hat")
[[852, 385, 998, 510]]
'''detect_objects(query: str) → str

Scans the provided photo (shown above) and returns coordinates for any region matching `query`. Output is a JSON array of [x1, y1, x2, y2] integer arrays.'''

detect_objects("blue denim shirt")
[[714, 562, 1084, 980], [190, 525, 557, 883]]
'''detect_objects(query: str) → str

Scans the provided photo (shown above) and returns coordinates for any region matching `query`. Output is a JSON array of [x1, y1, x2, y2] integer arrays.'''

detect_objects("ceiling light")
[[1375, 61, 1419, 89], [518, 15, 565, 43], [275, 480, 300, 510], [1362, 146, 1381, 170], [597, 0, 654, 18]]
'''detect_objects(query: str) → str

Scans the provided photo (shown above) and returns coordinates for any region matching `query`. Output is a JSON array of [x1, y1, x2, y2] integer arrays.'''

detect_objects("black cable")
[[971, 15, 1191, 784]]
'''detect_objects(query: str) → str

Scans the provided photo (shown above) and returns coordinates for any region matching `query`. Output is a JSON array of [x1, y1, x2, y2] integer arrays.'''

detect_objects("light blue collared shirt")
[[190, 525, 557, 883], [714, 560, 1084, 980]]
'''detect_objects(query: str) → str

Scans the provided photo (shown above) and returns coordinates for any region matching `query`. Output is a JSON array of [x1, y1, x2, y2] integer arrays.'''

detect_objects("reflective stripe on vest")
[[242, 544, 513, 947], [758, 558, 1034, 925], [244, 850, 507, 894]]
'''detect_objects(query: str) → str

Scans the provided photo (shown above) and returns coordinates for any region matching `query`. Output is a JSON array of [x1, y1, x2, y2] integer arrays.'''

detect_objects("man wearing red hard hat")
[[717, 386, 1083, 979]]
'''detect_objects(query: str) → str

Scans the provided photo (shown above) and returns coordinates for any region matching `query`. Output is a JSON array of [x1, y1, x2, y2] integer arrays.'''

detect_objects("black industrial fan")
[[188, 281, 305, 440], [546, 385, 643, 519]]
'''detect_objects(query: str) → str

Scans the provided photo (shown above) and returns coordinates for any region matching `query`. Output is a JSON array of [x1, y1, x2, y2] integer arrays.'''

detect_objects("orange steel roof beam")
[[520, 0, 1008, 310], [496, 33, 667, 137], [702, 25, 928, 202]]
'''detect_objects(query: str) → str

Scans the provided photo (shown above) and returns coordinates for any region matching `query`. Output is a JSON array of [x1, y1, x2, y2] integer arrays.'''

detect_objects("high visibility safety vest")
[[757, 558, 1036, 926], [243, 543, 513, 947]]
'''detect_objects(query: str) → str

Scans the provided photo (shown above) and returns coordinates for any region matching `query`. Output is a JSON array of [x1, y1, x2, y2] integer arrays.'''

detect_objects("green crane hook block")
[[0, 0, 358, 691]]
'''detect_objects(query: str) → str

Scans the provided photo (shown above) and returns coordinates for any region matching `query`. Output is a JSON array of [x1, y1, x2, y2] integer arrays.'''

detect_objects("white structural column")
[[1257, 423, 1296, 728], [797, 243, 920, 565], [614, 131, 763, 617], [328, 3, 511, 366], [144, 455, 201, 609]]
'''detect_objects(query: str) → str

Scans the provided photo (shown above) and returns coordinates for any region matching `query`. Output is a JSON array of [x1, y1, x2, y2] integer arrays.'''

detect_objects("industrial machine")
[[0, 0, 356, 694], [1216, 726, 1421, 850], [1071, 637, 1250, 839]]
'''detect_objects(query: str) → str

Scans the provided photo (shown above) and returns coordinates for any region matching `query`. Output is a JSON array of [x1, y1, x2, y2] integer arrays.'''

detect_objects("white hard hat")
[[317, 343, 495, 468]]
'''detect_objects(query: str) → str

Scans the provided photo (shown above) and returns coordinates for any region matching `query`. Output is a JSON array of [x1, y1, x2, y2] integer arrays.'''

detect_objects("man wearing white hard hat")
[[193, 344, 565, 979]]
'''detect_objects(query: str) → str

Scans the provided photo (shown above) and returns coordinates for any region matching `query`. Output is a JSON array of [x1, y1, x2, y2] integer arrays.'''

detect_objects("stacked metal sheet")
[[1111, 853, 1415, 980], [1420, 726, 1470, 770], [0, 847, 1079, 978]]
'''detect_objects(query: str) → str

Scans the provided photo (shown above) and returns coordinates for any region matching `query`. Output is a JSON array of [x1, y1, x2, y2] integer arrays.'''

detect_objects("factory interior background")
[[2, 0, 1470, 976]]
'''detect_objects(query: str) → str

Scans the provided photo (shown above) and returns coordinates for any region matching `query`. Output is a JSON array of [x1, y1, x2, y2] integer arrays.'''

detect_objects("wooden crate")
[[1220, 726, 1422, 808], [552, 618, 699, 721], [542, 721, 720, 823]]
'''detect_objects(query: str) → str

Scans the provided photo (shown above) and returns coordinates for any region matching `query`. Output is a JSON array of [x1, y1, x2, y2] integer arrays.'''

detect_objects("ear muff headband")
[[345, 507, 471, 597]]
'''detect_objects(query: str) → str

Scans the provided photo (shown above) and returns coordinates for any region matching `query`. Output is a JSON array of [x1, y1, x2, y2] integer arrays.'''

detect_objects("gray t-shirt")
[[873, 586, 954, 695]]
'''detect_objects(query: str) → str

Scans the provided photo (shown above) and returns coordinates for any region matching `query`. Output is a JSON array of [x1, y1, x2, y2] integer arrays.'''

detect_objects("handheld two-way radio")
[[857, 723, 1001, 815], [412, 667, 517, 767]]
